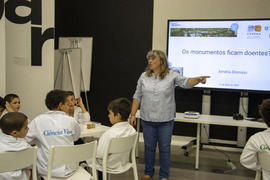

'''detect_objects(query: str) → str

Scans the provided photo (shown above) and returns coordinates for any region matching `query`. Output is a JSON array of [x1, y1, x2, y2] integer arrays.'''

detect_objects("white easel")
[[54, 41, 90, 112], [68, 39, 90, 112]]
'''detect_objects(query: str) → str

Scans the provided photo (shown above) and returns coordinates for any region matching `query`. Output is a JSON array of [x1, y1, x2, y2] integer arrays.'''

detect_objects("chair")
[[43, 141, 98, 180], [0, 146, 38, 180], [255, 151, 270, 180], [101, 132, 138, 180]]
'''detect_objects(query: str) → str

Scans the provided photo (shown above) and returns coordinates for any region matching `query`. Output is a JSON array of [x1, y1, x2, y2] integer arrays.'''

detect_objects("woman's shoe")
[[140, 175, 152, 180]]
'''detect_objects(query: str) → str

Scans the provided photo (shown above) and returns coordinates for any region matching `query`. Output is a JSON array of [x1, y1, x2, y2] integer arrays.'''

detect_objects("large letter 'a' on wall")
[[5, 0, 55, 119]]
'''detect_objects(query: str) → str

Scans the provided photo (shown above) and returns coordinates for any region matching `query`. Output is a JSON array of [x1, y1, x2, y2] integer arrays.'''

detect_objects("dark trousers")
[[98, 170, 103, 180], [74, 138, 84, 145], [141, 119, 174, 179]]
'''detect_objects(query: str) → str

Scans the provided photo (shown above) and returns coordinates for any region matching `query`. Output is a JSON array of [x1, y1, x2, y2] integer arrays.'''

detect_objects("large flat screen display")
[[167, 19, 270, 92]]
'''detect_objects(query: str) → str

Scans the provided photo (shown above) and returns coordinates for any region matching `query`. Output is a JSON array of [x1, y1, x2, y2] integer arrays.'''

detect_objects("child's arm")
[[82, 112, 90, 122], [240, 137, 260, 170], [76, 97, 91, 122], [76, 97, 87, 113], [96, 132, 111, 159]]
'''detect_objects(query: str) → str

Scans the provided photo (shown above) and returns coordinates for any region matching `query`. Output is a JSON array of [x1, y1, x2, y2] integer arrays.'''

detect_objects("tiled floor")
[[110, 143, 255, 180]]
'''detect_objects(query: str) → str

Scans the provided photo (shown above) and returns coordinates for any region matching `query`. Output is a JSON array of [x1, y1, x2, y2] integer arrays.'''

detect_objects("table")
[[136, 111, 267, 170], [80, 123, 109, 138]]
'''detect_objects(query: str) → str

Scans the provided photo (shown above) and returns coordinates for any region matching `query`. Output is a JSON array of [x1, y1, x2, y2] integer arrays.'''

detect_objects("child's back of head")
[[108, 98, 131, 121], [0, 112, 28, 138], [259, 99, 270, 127], [45, 89, 67, 110]]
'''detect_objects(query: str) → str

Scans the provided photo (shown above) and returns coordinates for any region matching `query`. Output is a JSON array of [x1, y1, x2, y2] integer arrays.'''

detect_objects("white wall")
[[153, 0, 270, 51], [5, 0, 55, 119], [0, 7, 5, 96]]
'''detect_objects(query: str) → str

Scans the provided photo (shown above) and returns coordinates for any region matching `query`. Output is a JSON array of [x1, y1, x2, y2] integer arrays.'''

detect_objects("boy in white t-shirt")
[[62, 91, 91, 146], [64, 91, 90, 123], [0, 112, 31, 180], [240, 99, 270, 180], [25, 90, 81, 178], [94, 97, 136, 180]]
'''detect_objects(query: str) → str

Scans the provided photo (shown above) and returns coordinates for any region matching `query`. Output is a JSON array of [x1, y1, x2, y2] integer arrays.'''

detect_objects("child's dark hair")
[[65, 91, 75, 103], [0, 112, 28, 135], [0, 96, 5, 109], [108, 98, 131, 121], [259, 99, 270, 127], [66, 91, 74, 97], [45, 89, 67, 110], [4, 94, 19, 103]]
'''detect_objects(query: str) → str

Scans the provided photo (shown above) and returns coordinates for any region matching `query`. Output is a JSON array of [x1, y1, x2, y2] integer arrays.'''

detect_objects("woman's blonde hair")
[[145, 50, 170, 79]]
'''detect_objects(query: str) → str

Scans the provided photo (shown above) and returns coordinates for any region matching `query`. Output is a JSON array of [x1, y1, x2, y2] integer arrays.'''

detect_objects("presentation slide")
[[167, 19, 270, 92]]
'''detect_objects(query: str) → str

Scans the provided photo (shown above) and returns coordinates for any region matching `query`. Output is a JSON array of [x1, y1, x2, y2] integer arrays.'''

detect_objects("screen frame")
[[166, 18, 270, 93]]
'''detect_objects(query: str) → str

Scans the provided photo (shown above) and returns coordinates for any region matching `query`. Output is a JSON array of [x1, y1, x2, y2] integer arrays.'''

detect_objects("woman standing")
[[130, 50, 209, 180]]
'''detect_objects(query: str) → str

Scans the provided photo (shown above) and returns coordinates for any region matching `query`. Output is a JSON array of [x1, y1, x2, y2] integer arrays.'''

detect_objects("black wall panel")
[[248, 93, 270, 118], [210, 91, 240, 116], [55, 0, 153, 126], [246, 93, 270, 140]]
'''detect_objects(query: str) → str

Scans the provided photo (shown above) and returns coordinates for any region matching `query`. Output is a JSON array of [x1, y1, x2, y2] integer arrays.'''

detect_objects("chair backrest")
[[255, 151, 270, 180], [105, 132, 138, 154], [0, 146, 38, 180], [102, 132, 138, 180], [47, 141, 97, 179]]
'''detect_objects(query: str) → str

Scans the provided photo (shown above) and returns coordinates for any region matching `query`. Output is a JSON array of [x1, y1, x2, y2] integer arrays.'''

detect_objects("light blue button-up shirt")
[[133, 70, 191, 122]]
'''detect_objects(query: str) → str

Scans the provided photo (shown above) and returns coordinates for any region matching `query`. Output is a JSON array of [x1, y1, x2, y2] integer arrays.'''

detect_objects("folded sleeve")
[[174, 72, 191, 89], [133, 74, 143, 102]]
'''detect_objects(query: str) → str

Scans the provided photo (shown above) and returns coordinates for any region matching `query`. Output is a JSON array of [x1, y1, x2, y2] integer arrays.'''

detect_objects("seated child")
[[0, 96, 5, 117], [240, 98, 270, 180], [93, 97, 136, 180], [25, 89, 81, 178], [65, 91, 90, 123], [62, 91, 90, 147], [4, 94, 20, 112], [0, 112, 31, 180]]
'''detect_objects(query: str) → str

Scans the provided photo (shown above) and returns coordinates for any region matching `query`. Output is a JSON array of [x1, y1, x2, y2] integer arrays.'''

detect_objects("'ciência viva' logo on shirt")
[[260, 144, 270, 151], [43, 129, 72, 136]]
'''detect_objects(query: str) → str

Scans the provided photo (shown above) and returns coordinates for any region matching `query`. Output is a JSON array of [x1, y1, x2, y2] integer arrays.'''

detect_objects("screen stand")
[[201, 90, 211, 144], [237, 92, 248, 147]]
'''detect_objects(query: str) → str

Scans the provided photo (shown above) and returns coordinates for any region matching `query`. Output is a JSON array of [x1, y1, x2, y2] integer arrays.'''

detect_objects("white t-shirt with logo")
[[240, 128, 270, 180], [25, 111, 81, 177]]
